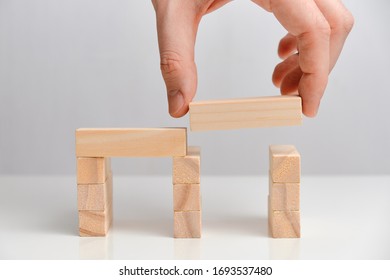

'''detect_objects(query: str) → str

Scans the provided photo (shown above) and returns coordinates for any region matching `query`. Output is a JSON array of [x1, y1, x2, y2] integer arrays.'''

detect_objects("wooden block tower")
[[77, 157, 113, 236], [172, 146, 202, 238], [75, 127, 200, 237], [268, 145, 301, 238]]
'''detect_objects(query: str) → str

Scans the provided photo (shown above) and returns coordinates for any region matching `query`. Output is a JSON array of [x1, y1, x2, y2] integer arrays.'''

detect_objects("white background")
[[1, 0, 389, 176], [1, 175, 389, 259]]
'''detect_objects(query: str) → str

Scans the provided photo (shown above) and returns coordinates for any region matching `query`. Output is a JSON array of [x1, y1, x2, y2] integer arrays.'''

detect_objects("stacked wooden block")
[[76, 128, 188, 237], [77, 157, 113, 236], [268, 145, 301, 238], [172, 147, 202, 238]]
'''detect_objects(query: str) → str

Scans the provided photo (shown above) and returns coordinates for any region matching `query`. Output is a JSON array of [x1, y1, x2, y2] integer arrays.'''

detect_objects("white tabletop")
[[0, 175, 389, 260]]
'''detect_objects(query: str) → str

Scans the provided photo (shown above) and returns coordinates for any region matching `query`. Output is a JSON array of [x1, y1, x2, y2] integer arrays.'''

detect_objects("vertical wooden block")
[[78, 172, 113, 211], [269, 145, 300, 183], [269, 196, 300, 238], [269, 173, 300, 211], [173, 184, 201, 211], [78, 183, 105, 211], [79, 204, 113, 237], [79, 173, 113, 237], [77, 157, 111, 184], [174, 211, 201, 238], [173, 146, 200, 184]]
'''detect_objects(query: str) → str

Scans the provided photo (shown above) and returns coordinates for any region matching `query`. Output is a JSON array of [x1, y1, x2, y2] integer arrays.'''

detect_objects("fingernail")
[[168, 90, 184, 117]]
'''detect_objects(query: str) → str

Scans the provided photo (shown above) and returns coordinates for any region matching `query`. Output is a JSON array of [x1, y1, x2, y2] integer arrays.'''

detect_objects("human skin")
[[152, 0, 354, 118]]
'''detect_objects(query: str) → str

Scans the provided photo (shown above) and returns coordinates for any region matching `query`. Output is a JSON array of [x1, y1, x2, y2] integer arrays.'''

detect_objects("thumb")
[[153, 0, 200, 117]]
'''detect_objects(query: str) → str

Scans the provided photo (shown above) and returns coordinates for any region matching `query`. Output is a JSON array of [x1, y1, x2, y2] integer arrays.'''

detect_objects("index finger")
[[270, 0, 331, 117]]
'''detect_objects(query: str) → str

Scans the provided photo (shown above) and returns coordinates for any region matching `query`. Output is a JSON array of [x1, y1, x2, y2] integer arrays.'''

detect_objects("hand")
[[253, 0, 354, 117], [152, 0, 354, 118], [152, 0, 231, 117]]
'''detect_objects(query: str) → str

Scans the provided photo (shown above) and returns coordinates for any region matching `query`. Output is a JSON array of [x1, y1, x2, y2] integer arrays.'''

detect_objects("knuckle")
[[160, 51, 183, 76], [331, 10, 354, 35], [341, 10, 354, 34]]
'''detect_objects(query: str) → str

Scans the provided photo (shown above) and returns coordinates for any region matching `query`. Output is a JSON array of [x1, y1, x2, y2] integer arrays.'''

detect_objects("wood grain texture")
[[173, 184, 201, 211], [174, 211, 201, 238], [189, 95, 302, 131], [79, 202, 113, 237], [173, 146, 200, 184], [269, 172, 300, 211], [76, 128, 187, 157], [78, 172, 113, 211], [78, 173, 113, 236], [269, 145, 300, 183], [77, 157, 111, 184], [269, 196, 300, 238]]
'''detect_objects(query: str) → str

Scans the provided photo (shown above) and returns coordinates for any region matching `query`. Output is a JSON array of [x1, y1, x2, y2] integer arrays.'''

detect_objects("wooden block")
[[77, 157, 111, 184], [269, 172, 300, 211], [76, 128, 187, 157], [173, 146, 200, 184], [173, 184, 201, 211], [79, 202, 113, 237], [189, 95, 302, 131], [269, 145, 300, 183], [79, 173, 113, 236], [269, 196, 300, 238], [78, 172, 113, 211], [174, 211, 201, 238]]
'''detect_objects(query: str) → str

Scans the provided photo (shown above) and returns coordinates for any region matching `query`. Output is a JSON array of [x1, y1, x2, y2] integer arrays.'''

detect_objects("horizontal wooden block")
[[173, 146, 200, 184], [269, 196, 300, 238], [173, 184, 201, 211], [174, 211, 201, 238], [79, 202, 113, 237], [189, 95, 302, 131], [78, 172, 113, 211], [269, 172, 300, 211], [269, 145, 300, 183], [77, 157, 111, 184], [76, 128, 187, 157]]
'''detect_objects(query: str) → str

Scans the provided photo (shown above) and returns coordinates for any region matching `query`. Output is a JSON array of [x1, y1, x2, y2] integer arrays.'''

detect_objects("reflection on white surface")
[[269, 239, 300, 260], [79, 237, 111, 260], [0, 175, 389, 259], [174, 239, 201, 260]]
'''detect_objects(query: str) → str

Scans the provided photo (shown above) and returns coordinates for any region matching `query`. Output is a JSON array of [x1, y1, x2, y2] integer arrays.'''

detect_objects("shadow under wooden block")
[[269, 172, 300, 211], [78, 172, 113, 211], [269, 145, 300, 183], [76, 128, 187, 157], [173, 146, 200, 184], [189, 95, 302, 131], [269, 196, 300, 238], [174, 211, 202, 238], [77, 157, 111, 185], [173, 184, 201, 211]]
